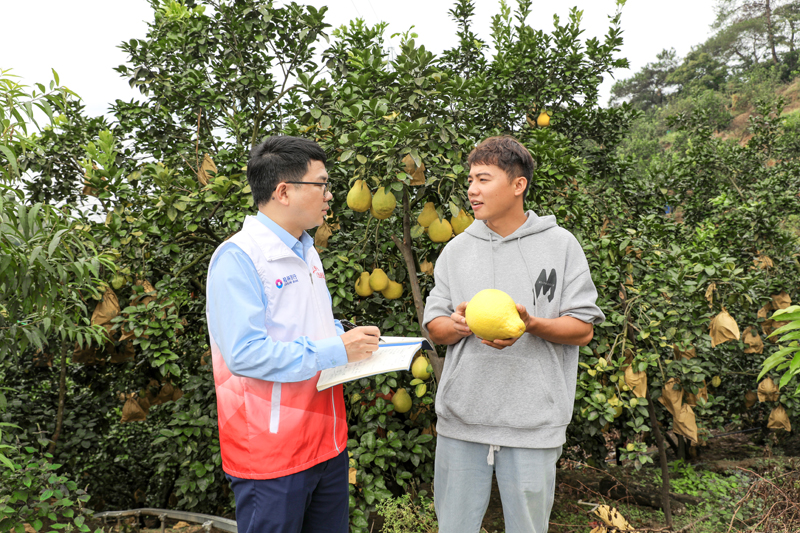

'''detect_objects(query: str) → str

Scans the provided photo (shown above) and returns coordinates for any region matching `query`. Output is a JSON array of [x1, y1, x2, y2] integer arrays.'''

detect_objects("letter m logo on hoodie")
[[535, 268, 557, 302]]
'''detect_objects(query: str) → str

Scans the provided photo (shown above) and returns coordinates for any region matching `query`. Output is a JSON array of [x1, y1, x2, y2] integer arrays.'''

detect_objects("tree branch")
[[390, 188, 444, 380]]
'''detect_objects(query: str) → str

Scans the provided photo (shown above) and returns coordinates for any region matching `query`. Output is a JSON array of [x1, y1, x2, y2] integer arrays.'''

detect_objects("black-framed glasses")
[[284, 181, 330, 195]]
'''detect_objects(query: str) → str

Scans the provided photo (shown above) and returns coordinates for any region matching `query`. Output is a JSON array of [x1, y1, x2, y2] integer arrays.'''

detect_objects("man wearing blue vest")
[[206, 136, 380, 532]]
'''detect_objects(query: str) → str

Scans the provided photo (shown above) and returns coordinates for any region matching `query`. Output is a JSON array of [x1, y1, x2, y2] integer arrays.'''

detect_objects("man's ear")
[[273, 182, 292, 206], [514, 177, 528, 197]]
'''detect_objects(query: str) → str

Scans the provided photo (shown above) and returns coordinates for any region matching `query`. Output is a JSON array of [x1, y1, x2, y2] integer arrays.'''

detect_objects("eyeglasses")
[[284, 181, 330, 195]]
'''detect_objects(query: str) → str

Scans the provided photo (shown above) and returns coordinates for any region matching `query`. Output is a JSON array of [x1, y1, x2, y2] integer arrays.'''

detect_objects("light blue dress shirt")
[[206, 212, 347, 383]]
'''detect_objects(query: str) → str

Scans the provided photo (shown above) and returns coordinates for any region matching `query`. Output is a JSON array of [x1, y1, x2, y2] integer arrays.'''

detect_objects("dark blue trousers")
[[226, 449, 349, 533]]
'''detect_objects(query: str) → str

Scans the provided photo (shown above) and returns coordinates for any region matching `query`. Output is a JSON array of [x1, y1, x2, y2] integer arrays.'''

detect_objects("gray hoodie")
[[423, 210, 605, 449]]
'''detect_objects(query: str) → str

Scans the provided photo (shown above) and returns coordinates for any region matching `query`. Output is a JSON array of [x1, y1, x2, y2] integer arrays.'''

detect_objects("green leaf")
[[340, 150, 354, 162], [0, 146, 19, 178], [409, 149, 422, 168], [758, 346, 797, 380]]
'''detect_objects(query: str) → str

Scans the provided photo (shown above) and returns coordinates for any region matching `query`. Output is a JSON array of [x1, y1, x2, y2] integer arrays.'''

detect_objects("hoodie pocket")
[[440, 341, 570, 429]]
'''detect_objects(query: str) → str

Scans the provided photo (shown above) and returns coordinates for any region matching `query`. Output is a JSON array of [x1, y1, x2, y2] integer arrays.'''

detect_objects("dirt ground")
[[480, 428, 800, 533], [73, 427, 798, 533]]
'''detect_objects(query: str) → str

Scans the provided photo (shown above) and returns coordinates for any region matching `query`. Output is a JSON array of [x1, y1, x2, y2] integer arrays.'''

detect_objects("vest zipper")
[[309, 263, 341, 454]]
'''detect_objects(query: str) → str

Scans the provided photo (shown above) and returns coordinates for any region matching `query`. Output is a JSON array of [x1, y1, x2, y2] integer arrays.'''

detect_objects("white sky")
[[2, 0, 718, 118]]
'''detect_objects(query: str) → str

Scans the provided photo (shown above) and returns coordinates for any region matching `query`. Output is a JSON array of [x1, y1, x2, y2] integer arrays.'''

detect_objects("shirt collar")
[[255, 211, 312, 261]]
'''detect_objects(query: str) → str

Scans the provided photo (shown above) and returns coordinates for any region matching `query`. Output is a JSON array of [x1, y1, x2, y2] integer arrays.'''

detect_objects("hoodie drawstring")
[[489, 232, 495, 289], [487, 444, 501, 466], [517, 237, 537, 315]]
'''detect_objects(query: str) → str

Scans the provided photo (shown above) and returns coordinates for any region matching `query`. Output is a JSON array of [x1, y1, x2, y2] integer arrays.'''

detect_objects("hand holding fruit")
[[450, 301, 473, 338], [479, 303, 530, 350]]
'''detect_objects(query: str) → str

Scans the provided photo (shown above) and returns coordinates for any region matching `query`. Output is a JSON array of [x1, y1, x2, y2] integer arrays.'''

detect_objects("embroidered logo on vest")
[[276, 274, 299, 289]]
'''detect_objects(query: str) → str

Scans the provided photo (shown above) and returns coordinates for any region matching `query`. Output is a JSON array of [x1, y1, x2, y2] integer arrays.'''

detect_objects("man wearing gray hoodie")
[[423, 136, 605, 533]]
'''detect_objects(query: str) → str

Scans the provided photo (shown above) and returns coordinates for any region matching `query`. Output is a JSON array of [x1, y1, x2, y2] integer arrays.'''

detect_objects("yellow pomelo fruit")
[[465, 289, 525, 342], [450, 209, 474, 235], [712, 376, 721, 387], [381, 280, 403, 300], [355, 272, 373, 297], [537, 111, 550, 127], [392, 388, 412, 413], [369, 268, 389, 291], [346, 180, 372, 212], [411, 356, 431, 380], [428, 218, 453, 243], [613, 405, 623, 418], [371, 187, 396, 219], [417, 202, 437, 227]]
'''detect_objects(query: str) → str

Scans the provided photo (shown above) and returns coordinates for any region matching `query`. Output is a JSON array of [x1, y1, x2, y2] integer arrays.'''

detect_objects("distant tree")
[[666, 50, 729, 91], [706, 0, 799, 69], [440, 0, 488, 79], [609, 48, 678, 110]]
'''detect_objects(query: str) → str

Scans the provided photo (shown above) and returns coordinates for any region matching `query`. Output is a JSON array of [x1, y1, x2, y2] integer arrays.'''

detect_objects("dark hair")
[[467, 136, 535, 199], [247, 136, 327, 206]]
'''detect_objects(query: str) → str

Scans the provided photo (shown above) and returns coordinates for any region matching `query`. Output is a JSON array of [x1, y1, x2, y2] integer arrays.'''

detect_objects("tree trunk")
[[390, 188, 444, 381], [48, 342, 69, 457], [765, 0, 779, 64], [646, 386, 673, 528]]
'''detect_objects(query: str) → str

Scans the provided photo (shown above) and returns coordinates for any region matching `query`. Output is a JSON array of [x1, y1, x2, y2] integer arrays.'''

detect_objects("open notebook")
[[316, 336, 433, 391]]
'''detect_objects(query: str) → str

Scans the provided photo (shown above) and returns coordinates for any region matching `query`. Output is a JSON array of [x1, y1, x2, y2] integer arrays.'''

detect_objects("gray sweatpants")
[[434, 435, 561, 533]]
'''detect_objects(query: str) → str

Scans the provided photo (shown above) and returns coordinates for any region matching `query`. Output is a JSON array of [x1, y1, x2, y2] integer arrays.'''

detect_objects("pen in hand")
[[341, 319, 386, 343]]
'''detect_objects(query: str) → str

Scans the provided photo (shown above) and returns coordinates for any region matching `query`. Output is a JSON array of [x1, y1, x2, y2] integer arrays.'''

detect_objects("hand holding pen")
[[340, 319, 382, 362]]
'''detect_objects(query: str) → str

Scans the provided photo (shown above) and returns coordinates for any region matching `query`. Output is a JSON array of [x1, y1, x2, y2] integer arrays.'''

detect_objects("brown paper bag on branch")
[[673, 404, 698, 443], [197, 154, 217, 186], [757, 377, 780, 402], [684, 381, 707, 407], [314, 222, 333, 249], [132, 280, 157, 306], [767, 405, 791, 432], [710, 309, 740, 347], [624, 365, 647, 398], [402, 154, 426, 186], [744, 390, 758, 409], [659, 378, 682, 417], [771, 292, 791, 310], [420, 259, 434, 276], [743, 326, 763, 354], [121, 394, 147, 423], [92, 287, 121, 336], [673, 345, 696, 361]]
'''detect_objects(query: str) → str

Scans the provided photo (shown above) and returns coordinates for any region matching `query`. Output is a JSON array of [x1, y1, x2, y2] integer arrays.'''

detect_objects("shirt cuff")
[[316, 335, 348, 370]]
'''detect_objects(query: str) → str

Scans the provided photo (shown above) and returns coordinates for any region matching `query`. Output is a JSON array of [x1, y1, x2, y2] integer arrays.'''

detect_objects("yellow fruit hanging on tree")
[[428, 218, 453, 243], [417, 202, 438, 227], [381, 280, 403, 300], [391, 388, 412, 413], [346, 180, 372, 212], [411, 356, 431, 380], [355, 272, 373, 297], [369, 268, 389, 291], [537, 111, 550, 127], [450, 209, 474, 235], [371, 187, 396, 219]]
